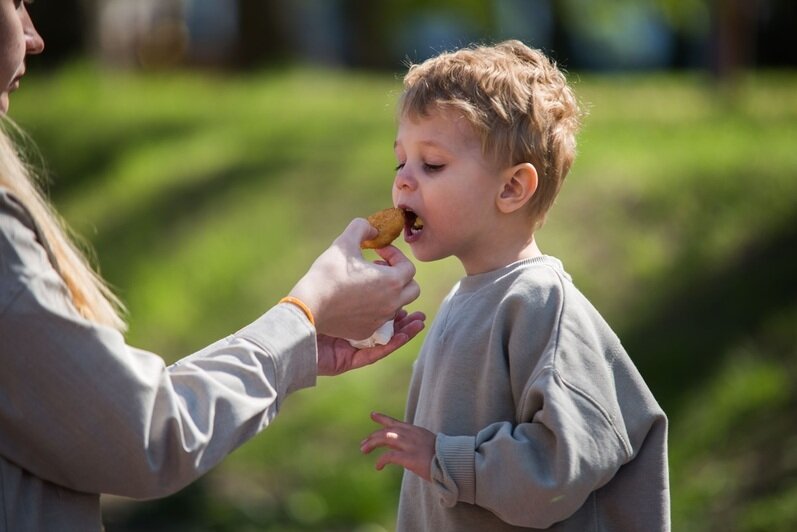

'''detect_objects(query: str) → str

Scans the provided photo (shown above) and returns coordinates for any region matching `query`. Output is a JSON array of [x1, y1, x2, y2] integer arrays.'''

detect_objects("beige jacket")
[[0, 188, 318, 530]]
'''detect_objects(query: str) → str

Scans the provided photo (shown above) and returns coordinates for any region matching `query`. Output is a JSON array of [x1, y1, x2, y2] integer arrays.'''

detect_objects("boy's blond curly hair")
[[399, 40, 582, 228]]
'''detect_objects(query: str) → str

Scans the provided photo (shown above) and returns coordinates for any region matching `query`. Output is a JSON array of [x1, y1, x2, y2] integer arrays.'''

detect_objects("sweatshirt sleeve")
[[0, 191, 317, 499], [430, 367, 631, 528]]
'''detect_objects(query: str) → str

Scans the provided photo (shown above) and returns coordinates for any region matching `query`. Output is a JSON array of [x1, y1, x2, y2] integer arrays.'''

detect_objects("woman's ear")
[[496, 163, 538, 214]]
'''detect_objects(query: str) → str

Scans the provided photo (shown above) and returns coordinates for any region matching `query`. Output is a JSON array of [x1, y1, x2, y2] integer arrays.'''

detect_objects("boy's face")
[[392, 108, 506, 274]]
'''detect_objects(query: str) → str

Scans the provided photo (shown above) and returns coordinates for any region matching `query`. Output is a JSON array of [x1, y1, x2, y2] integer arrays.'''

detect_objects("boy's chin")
[[409, 245, 448, 264]]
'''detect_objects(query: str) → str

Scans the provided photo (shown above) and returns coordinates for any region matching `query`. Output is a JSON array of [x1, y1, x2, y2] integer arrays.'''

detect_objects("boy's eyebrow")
[[393, 139, 451, 151]]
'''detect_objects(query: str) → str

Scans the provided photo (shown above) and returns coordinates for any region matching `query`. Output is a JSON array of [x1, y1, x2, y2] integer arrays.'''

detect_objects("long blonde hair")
[[0, 119, 127, 332]]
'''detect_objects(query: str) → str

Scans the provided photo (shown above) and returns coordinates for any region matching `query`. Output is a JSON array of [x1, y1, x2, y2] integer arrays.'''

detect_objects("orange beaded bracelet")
[[279, 296, 315, 327]]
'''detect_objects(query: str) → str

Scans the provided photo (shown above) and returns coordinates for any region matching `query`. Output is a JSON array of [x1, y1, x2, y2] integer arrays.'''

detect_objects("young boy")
[[360, 41, 670, 531]]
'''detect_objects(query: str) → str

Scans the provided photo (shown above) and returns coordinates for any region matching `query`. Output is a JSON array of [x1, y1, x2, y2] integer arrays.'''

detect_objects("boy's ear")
[[496, 163, 538, 214]]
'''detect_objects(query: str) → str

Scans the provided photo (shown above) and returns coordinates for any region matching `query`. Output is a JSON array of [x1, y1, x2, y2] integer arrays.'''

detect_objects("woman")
[[0, 1, 424, 529]]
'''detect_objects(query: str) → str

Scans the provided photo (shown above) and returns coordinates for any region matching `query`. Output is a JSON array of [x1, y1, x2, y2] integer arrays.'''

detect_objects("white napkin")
[[348, 320, 394, 349]]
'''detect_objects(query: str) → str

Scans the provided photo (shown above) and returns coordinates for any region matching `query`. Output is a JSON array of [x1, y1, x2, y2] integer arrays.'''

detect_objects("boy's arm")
[[430, 367, 633, 529], [361, 369, 632, 529]]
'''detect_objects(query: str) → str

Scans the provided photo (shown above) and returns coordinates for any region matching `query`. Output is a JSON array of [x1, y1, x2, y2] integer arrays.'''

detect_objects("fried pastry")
[[361, 207, 405, 249]]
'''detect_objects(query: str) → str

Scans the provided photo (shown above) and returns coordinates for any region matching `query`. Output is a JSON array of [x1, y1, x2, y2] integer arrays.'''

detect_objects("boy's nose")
[[394, 167, 416, 191]]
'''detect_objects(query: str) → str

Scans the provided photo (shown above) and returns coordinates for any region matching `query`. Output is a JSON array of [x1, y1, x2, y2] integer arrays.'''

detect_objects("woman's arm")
[[0, 192, 420, 498], [1, 272, 317, 498]]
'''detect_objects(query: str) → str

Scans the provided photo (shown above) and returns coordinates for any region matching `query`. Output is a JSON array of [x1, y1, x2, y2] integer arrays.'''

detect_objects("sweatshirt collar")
[[456, 256, 567, 294]]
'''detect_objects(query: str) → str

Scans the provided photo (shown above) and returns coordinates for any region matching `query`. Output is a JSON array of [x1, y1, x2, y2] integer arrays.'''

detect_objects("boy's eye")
[[394, 162, 444, 173]]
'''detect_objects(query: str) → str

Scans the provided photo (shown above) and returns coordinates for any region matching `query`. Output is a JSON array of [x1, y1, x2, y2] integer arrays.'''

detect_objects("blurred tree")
[[20, 1, 797, 75], [234, 0, 496, 70], [236, 0, 292, 67], [708, 0, 761, 82], [26, 0, 88, 69], [755, 0, 797, 68], [342, 0, 390, 68], [653, 0, 797, 76]]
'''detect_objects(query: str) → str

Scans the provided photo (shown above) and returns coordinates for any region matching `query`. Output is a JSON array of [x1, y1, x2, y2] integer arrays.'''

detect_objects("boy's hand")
[[360, 412, 436, 481], [317, 310, 425, 376]]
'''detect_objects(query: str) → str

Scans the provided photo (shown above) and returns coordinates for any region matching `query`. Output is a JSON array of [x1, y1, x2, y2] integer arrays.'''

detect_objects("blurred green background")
[[9, 0, 797, 531], [12, 64, 797, 532]]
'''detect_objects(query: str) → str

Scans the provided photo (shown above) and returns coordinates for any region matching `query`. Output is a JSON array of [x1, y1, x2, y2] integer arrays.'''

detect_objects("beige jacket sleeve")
[[0, 189, 317, 499]]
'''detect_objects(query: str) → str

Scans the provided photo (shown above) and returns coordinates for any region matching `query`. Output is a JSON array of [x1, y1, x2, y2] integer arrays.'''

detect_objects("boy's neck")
[[460, 233, 542, 276]]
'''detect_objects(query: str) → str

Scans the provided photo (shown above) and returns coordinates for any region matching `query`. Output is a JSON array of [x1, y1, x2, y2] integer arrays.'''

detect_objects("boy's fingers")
[[361, 427, 405, 454], [376, 450, 402, 471], [371, 411, 400, 427]]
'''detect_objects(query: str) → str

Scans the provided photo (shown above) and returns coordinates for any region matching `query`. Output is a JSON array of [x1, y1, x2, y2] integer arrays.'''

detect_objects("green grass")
[[10, 63, 797, 531]]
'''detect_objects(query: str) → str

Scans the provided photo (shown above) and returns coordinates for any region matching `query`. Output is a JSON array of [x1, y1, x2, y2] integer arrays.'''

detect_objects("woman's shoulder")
[[1, 185, 36, 249], [0, 186, 45, 259], [0, 188, 83, 333], [0, 186, 58, 306], [0, 186, 36, 229], [0, 187, 34, 311]]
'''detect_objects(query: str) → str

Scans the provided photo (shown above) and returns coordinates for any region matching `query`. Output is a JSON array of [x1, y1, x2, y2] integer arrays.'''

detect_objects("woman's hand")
[[289, 218, 421, 340], [360, 412, 436, 481], [316, 309, 425, 376]]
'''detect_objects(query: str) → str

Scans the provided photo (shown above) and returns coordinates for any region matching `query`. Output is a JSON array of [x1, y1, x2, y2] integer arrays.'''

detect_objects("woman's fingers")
[[394, 310, 426, 330], [373, 248, 420, 310], [341, 313, 425, 370], [338, 218, 378, 250]]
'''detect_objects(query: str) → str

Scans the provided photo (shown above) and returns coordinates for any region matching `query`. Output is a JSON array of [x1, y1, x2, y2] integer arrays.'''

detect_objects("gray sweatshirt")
[[0, 188, 317, 530], [397, 257, 670, 531]]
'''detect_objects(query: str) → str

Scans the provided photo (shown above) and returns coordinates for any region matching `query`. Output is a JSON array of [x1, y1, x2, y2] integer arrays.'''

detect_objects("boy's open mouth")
[[402, 209, 424, 241]]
